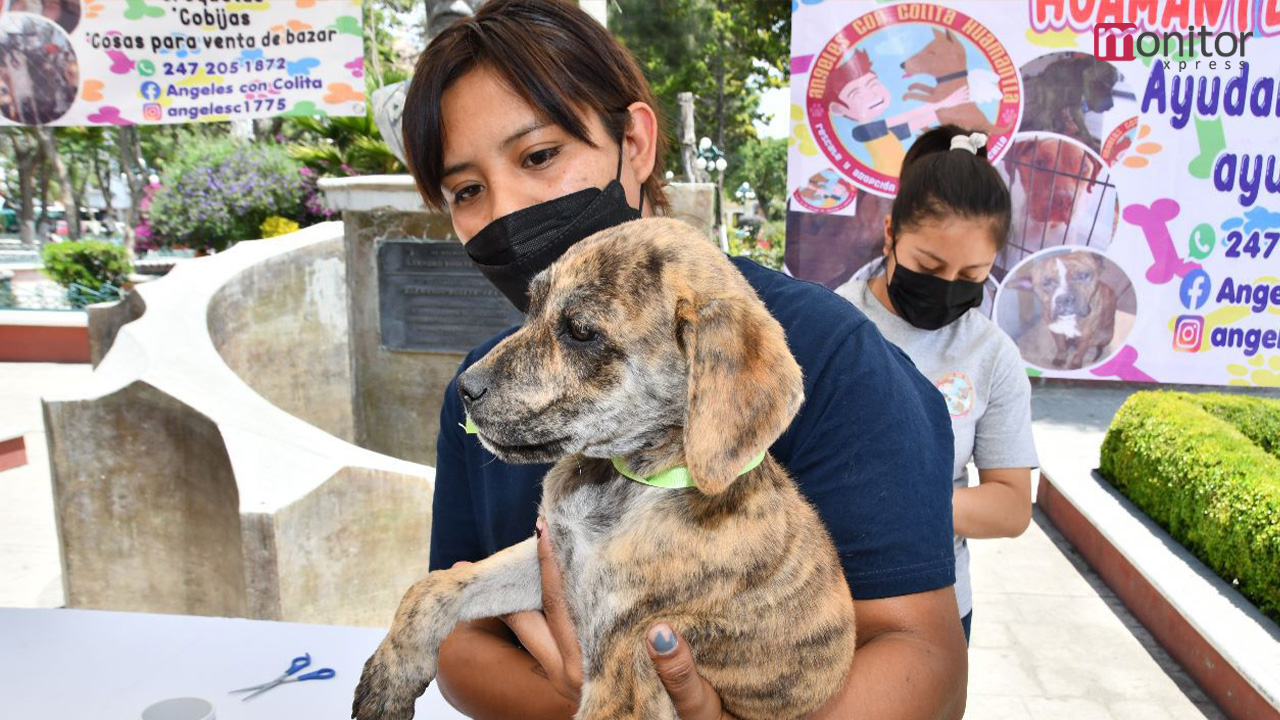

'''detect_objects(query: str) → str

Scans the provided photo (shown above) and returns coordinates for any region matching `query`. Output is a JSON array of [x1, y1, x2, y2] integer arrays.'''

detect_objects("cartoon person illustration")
[[796, 170, 852, 209], [827, 49, 968, 176]]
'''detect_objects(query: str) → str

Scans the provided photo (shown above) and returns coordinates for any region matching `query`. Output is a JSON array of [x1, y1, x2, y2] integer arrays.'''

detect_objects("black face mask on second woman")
[[886, 250, 985, 331], [463, 148, 643, 313]]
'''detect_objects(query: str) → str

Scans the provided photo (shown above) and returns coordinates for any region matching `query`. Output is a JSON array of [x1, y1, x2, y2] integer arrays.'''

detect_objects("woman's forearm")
[[952, 468, 1032, 539], [435, 618, 578, 720]]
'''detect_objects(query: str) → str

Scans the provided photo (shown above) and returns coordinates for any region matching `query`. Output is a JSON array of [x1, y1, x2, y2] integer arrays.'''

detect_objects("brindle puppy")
[[352, 218, 856, 720]]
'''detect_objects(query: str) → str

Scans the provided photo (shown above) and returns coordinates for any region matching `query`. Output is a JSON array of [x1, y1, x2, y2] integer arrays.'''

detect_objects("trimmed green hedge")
[[1100, 392, 1280, 624], [1183, 393, 1280, 461]]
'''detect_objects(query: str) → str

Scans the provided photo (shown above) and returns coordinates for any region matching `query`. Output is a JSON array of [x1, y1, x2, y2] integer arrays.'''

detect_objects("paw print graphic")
[[789, 104, 817, 157], [1121, 125, 1163, 169], [1226, 355, 1280, 387]]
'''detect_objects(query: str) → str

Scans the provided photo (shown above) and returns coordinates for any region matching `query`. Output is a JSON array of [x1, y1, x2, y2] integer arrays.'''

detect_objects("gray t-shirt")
[[836, 278, 1039, 618]]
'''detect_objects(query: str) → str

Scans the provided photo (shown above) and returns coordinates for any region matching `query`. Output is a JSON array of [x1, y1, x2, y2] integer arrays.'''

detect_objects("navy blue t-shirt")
[[428, 256, 957, 600]]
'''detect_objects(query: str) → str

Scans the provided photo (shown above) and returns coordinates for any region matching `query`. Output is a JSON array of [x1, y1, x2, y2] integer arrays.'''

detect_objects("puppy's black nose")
[[457, 369, 490, 409]]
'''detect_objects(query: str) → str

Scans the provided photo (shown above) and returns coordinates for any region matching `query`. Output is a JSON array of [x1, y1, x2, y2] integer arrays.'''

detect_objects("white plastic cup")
[[141, 697, 216, 720]]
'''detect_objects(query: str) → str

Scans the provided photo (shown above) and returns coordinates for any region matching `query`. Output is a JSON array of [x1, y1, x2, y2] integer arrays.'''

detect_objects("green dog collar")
[[611, 451, 766, 489], [463, 415, 764, 488]]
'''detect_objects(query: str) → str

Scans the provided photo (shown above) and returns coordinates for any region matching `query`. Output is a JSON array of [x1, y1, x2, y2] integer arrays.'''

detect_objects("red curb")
[[0, 436, 26, 472], [0, 324, 90, 363], [1037, 472, 1280, 720]]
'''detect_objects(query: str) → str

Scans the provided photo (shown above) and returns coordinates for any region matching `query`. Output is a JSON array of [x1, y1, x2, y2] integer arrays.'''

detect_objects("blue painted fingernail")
[[650, 624, 677, 655]]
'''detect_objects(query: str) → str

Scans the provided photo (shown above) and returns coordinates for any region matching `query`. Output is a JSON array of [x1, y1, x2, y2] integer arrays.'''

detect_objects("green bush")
[[146, 139, 309, 252], [1182, 393, 1280, 461], [40, 240, 132, 303], [1099, 391, 1280, 624], [729, 218, 785, 270]]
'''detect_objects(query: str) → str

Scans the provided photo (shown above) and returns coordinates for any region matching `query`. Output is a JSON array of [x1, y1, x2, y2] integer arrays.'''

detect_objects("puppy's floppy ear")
[[681, 295, 804, 496]]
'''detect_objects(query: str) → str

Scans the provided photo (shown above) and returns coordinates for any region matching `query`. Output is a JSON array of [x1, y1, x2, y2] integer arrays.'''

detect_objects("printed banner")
[[787, 0, 1280, 387], [0, 0, 365, 126]]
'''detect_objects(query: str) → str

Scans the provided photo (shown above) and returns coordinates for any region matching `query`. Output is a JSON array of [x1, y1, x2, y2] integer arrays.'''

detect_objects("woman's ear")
[[881, 215, 893, 257], [624, 101, 658, 194]]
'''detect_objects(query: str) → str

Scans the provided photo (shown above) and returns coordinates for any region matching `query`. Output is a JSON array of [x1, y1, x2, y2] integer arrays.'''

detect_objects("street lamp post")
[[694, 137, 729, 252]]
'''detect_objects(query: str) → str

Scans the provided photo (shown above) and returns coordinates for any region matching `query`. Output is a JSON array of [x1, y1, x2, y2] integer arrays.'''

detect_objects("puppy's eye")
[[566, 319, 597, 343]]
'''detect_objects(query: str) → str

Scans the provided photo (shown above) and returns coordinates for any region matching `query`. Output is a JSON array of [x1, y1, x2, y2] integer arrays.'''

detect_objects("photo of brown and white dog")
[[1028, 250, 1116, 369], [352, 218, 857, 720], [995, 248, 1136, 372]]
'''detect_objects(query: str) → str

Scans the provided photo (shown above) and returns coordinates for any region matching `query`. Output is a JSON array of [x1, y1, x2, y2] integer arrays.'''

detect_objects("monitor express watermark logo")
[[1094, 22, 1252, 69]]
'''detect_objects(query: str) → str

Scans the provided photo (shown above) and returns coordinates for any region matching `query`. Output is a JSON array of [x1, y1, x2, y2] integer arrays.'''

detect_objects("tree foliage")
[[611, 0, 789, 201]]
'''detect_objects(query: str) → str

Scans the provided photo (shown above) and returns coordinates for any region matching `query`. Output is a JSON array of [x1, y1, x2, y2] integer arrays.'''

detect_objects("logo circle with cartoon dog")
[[935, 372, 975, 417], [805, 3, 1021, 197]]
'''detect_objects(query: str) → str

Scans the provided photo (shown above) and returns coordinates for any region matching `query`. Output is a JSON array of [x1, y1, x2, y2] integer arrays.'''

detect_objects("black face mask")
[[886, 250, 985, 330], [464, 149, 642, 313]]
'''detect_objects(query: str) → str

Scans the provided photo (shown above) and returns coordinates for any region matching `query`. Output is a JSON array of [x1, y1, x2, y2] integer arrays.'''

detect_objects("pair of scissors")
[[229, 653, 336, 701]]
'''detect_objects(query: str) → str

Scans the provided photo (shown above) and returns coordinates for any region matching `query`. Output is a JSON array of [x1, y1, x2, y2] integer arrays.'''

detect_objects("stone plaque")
[[378, 240, 523, 353]]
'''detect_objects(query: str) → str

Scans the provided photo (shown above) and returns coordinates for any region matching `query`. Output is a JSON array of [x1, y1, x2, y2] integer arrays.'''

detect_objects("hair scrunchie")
[[949, 132, 988, 154]]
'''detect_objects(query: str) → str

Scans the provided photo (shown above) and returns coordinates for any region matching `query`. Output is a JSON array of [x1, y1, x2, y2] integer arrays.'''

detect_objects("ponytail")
[[889, 124, 1011, 251]]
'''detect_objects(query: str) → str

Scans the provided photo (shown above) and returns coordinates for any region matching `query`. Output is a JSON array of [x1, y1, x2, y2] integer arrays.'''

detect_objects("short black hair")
[[402, 0, 669, 213], [890, 124, 1011, 251]]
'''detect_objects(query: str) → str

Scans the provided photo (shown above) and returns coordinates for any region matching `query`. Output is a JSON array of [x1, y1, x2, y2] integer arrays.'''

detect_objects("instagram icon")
[[1173, 315, 1204, 352], [143, 103, 162, 122]]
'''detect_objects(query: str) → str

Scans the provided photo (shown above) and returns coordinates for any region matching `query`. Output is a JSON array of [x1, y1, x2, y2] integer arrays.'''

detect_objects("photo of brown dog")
[[784, 189, 893, 289], [994, 247, 1136, 371], [1018, 51, 1135, 156], [995, 134, 1120, 279], [353, 218, 857, 720]]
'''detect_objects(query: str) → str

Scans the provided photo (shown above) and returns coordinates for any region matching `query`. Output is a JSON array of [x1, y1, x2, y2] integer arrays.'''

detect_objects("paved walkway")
[[0, 363, 1268, 718]]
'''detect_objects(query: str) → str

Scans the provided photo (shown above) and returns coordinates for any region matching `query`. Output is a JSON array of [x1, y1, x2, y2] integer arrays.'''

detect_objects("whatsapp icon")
[[138, 60, 156, 77]]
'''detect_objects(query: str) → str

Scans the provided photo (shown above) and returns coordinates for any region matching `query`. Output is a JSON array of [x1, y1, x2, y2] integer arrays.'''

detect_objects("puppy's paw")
[[350, 643, 435, 720]]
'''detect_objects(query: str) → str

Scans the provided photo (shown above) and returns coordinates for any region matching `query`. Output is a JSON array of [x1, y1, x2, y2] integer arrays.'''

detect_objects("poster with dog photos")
[[0, 0, 364, 127], [786, 0, 1280, 387]]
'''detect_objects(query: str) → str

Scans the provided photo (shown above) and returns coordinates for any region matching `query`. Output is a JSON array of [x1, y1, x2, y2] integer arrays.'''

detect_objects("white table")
[[0, 608, 467, 720]]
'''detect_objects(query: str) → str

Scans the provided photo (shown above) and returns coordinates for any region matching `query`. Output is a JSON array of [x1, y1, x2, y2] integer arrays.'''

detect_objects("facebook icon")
[[140, 81, 161, 101], [1179, 269, 1211, 310]]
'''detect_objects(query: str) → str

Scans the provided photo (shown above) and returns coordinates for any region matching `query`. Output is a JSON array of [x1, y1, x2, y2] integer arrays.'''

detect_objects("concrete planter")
[[1038, 470, 1280, 720]]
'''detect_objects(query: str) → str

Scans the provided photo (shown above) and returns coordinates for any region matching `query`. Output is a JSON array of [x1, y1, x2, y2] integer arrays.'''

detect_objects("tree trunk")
[[36, 128, 81, 240], [715, 0, 726, 152], [36, 151, 50, 247], [117, 126, 147, 259], [91, 152, 116, 230], [17, 152, 35, 246], [3, 130, 40, 246]]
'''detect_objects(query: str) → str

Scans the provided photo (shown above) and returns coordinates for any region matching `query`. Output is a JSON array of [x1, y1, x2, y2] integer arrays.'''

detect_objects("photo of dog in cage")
[[0, 11, 77, 125], [1018, 51, 1137, 157], [994, 246, 1136, 371], [993, 133, 1119, 281]]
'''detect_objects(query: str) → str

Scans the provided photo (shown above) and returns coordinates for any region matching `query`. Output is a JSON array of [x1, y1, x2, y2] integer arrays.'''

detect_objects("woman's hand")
[[497, 517, 584, 706], [471, 523, 745, 719], [645, 624, 743, 720]]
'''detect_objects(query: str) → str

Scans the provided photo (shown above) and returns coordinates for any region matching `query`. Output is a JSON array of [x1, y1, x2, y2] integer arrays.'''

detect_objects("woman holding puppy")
[[399, 1, 970, 718], [836, 125, 1039, 644]]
